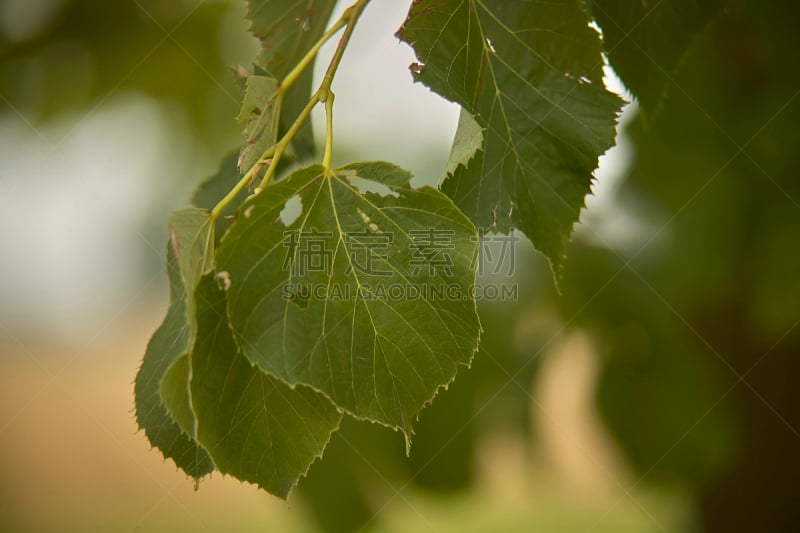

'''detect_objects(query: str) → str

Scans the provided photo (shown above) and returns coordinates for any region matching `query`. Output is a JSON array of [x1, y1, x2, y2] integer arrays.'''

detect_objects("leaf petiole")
[[319, 0, 369, 94], [322, 91, 335, 171]]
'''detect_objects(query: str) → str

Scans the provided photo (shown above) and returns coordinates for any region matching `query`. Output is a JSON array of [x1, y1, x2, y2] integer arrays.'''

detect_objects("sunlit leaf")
[[216, 162, 481, 439]]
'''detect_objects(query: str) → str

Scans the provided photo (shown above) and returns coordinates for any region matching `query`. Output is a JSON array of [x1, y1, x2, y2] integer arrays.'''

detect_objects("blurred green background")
[[1, 0, 798, 531]]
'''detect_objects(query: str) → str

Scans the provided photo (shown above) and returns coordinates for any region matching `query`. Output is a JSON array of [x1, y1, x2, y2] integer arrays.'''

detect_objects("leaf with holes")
[[216, 162, 480, 441], [398, 0, 623, 277]]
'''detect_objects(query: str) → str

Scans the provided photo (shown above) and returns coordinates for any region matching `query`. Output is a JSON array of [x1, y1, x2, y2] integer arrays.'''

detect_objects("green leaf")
[[189, 273, 342, 498], [246, 0, 337, 157], [216, 162, 481, 439], [168, 208, 215, 303], [586, 0, 726, 113], [160, 209, 214, 437], [236, 75, 280, 172], [445, 108, 484, 176], [160, 354, 196, 438], [398, 0, 623, 277], [134, 245, 214, 480]]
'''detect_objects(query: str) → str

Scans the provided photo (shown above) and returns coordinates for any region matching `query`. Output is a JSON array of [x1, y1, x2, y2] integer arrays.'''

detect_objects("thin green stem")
[[318, 0, 369, 173], [257, 90, 321, 190], [320, 0, 369, 95], [261, 0, 369, 188], [210, 146, 273, 220], [322, 92, 335, 170], [279, 14, 348, 96]]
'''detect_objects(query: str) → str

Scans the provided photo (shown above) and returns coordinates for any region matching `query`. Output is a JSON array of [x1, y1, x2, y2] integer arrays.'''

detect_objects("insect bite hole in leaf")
[[279, 194, 303, 226], [344, 175, 400, 198]]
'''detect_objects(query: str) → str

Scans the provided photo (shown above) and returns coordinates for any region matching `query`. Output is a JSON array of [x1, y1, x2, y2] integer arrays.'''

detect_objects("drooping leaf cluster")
[[135, 0, 724, 500]]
